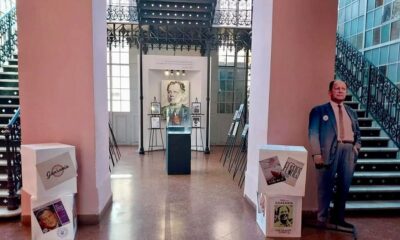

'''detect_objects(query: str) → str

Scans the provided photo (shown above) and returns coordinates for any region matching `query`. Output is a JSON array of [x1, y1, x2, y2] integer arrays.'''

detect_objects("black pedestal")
[[166, 132, 191, 174]]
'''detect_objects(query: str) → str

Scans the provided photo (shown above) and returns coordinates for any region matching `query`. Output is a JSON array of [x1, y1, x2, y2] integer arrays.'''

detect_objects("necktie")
[[338, 104, 344, 140]]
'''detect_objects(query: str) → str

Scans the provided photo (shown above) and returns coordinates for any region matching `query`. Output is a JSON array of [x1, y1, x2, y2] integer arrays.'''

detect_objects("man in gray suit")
[[308, 80, 361, 229]]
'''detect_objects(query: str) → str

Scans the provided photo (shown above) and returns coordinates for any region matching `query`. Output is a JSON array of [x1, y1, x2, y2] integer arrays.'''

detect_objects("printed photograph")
[[151, 102, 161, 115], [33, 199, 70, 234], [192, 102, 201, 114], [161, 80, 190, 118], [192, 116, 201, 128], [282, 157, 304, 187], [273, 201, 294, 228], [259, 156, 286, 185], [151, 116, 161, 129]]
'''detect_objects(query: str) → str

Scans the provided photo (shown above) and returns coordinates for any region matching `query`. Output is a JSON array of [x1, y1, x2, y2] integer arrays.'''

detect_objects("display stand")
[[256, 144, 307, 238], [166, 128, 191, 174], [191, 113, 204, 151], [165, 106, 191, 175], [147, 97, 164, 152], [231, 124, 249, 188], [220, 104, 245, 167], [21, 143, 78, 240], [147, 114, 164, 152]]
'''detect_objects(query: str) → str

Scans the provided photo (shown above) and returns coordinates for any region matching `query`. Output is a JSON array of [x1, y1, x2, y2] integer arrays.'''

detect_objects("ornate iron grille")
[[0, 7, 17, 65], [335, 34, 400, 147], [107, 5, 139, 22], [213, 9, 251, 28]]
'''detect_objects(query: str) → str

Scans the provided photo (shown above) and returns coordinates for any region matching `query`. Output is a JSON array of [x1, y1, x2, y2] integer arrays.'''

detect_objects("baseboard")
[[21, 194, 113, 226], [78, 194, 113, 225], [21, 214, 30, 226], [244, 193, 256, 210]]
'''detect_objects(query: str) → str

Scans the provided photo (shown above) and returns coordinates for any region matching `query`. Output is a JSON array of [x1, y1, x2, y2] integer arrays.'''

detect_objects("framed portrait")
[[150, 116, 160, 129], [161, 80, 190, 110], [150, 102, 161, 115], [192, 116, 201, 128], [192, 102, 201, 115]]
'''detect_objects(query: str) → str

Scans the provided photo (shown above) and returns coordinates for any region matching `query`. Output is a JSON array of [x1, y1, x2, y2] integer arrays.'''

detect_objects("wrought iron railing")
[[335, 33, 400, 147], [213, 9, 252, 28], [1, 107, 21, 210], [106, 5, 252, 28], [0, 7, 17, 65], [107, 5, 138, 23]]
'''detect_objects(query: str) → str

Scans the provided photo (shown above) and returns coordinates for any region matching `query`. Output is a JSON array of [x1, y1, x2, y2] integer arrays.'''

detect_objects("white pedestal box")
[[258, 145, 307, 197], [21, 143, 77, 197], [256, 194, 302, 238], [256, 145, 307, 238], [31, 194, 77, 240]]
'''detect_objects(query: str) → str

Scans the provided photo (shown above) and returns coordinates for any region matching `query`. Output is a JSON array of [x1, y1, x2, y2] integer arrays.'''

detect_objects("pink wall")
[[17, 0, 111, 219], [267, 0, 338, 210], [245, 0, 338, 211]]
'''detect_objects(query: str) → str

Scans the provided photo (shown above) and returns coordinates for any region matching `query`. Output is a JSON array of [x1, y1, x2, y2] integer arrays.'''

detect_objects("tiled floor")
[[1, 146, 400, 239]]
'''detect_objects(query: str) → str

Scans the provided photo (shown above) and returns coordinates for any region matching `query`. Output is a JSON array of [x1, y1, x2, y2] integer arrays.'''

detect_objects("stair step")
[[358, 117, 373, 127], [0, 174, 7, 181], [357, 159, 400, 164], [354, 171, 400, 178], [2, 65, 18, 72], [0, 80, 18, 88], [350, 185, 400, 192], [360, 127, 381, 136], [361, 136, 390, 140], [344, 101, 359, 109], [7, 59, 18, 65], [356, 110, 366, 118], [0, 96, 19, 105], [360, 147, 399, 152], [360, 137, 389, 147], [345, 200, 400, 210], [0, 206, 21, 218]]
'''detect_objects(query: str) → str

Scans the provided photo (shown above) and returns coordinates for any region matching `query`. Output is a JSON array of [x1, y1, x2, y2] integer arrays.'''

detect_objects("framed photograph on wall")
[[192, 116, 201, 128], [151, 116, 161, 129], [151, 101, 161, 115], [192, 102, 201, 115]]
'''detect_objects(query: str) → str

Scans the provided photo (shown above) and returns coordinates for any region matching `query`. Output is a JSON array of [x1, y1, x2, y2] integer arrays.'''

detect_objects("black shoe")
[[331, 220, 354, 229], [315, 220, 327, 229]]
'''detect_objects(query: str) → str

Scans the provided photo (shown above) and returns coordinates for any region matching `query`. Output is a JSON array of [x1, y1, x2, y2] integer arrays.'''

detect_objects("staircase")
[[0, 53, 21, 217], [345, 94, 400, 211]]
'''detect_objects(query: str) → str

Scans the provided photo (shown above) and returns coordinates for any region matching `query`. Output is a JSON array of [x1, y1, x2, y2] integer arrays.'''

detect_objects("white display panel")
[[257, 145, 307, 197], [31, 194, 77, 240], [256, 194, 302, 238], [21, 143, 77, 197]]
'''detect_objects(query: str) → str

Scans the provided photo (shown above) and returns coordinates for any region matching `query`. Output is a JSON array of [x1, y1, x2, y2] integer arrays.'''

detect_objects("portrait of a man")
[[274, 205, 293, 228], [34, 206, 61, 233], [161, 80, 190, 125]]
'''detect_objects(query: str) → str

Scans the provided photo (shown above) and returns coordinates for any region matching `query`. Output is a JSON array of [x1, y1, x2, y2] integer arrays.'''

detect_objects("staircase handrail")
[[0, 6, 17, 65], [7, 106, 19, 127], [335, 33, 400, 148]]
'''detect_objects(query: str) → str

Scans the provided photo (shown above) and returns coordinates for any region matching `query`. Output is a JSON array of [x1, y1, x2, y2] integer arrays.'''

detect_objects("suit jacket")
[[308, 102, 361, 165]]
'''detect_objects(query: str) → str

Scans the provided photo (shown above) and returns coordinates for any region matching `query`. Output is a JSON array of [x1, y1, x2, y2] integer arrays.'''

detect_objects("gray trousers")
[[316, 142, 356, 222]]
